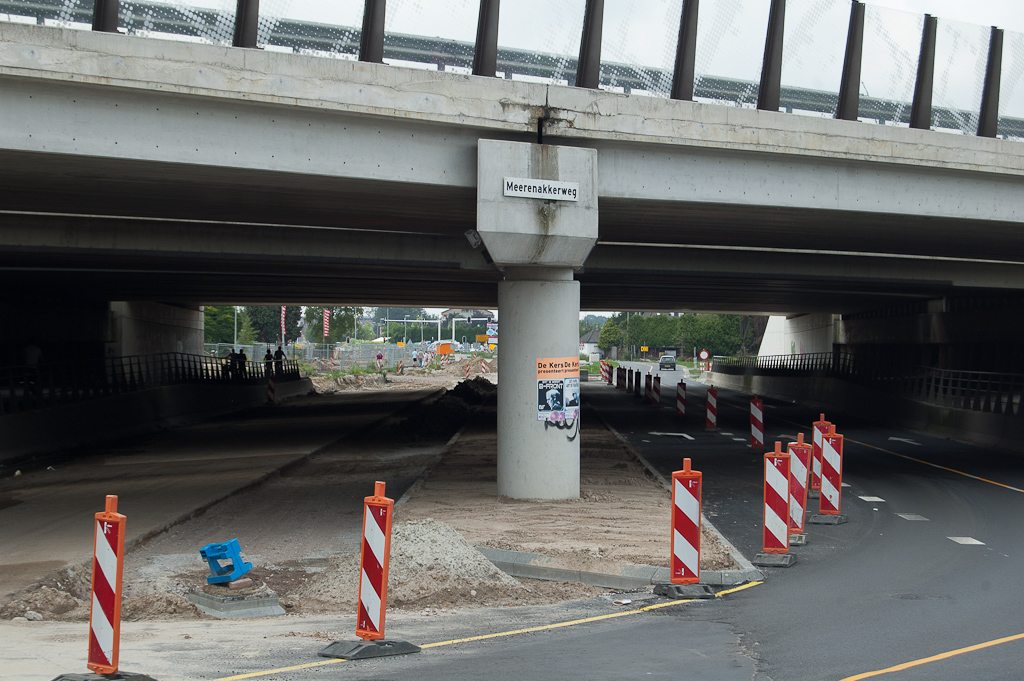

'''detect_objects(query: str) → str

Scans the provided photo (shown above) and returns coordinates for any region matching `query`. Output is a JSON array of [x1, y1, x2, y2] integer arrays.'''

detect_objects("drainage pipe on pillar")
[[359, 0, 386, 63], [835, 1, 864, 121], [757, 0, 785, 112], [575, 0, 604, 89], [977, 27, 1004, 138], [472, 0, 500, 77], [233, 0, 259, 48], [909, 14, 937, 130], [92, 0, 118, 33], [670, 0, 699, 101]]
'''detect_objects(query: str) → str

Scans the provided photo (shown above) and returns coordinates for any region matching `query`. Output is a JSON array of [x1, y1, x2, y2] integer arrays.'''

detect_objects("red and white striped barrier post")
[[266, 375, 276, 404], [465, 362, 471, 380], [644, 374, 653, 403], [676, 381, 686, 416], [705, 387, 718, 430], [670, 458, 701, 585], [788, 434, 812, 537], [753, 442, 797, 567], [812, 426, 846, 524], [320, 481, 420, 660], [750, 395, 765, 450], [651, 376, 661, 405], [357, 481, 393, 641], [634, 371, 642, 398], [810, 414, 831, 493], [88, 495, 126, 675], [396, 360, 404, 375], [617, 367, 626, 389], [626, 368, 633, 392]]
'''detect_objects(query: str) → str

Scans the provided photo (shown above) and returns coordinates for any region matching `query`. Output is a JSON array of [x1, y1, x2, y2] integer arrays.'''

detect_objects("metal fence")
[[711, 353, 1023, 417], [203, 342, 425, 372], [1, 352, 301, 415]]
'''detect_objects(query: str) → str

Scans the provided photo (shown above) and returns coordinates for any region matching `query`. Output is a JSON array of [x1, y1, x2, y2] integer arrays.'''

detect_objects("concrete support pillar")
[[496, 267, 580, 499], [477, 139, 598, 499]]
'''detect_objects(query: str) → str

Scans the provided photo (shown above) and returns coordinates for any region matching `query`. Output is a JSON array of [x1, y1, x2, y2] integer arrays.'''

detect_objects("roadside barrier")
[[481, 360, 489, 374], [88, 495, 127, 675], [396, 360, 404, 375], [676, 381, 686, 416], [644, 374, 653, 403], [705, 387, 718, 429], [626, 368, 633, 392], [819, 426, 844, 516], [788, 434, 812, 534], [670, 458, 702, 585], [634, 371, 642, 399], [810, 413, 831, 491], [651, 377, 661, 405], [762, 442, 791, 554], [318, 482, 420, 661], [357, 481, 393, 641], [465, 362, 471, 380], [617, 367, 626, 389], [266, 375, 275, 404], [750, 396, 764, 450]]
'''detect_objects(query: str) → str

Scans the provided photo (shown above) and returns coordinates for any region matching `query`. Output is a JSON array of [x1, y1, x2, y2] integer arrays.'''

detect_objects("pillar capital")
[[476, 140, 598, 270]]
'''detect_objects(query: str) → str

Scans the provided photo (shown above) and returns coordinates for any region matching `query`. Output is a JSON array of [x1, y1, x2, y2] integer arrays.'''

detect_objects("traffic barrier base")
[[654, 583, 714, 599], [52, 672, 158, 680], [318, 639, 422, 660], [808, 514, 848, 525], [788, 534, 808, 546]]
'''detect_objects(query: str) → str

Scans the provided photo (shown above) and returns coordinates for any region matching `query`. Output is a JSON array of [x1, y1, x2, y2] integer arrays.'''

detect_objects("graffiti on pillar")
[[544, 415, 580, 441], [536, 357, 581, 423]]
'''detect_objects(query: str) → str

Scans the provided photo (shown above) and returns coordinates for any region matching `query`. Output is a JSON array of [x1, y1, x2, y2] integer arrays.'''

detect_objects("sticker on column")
[[536, 357, 581, 422]]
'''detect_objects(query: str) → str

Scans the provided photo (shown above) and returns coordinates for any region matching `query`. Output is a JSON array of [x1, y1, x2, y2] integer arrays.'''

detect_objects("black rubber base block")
[[654, 583, 715, 600], [752, 552, 798, 567], [318, 639, 422, 660]]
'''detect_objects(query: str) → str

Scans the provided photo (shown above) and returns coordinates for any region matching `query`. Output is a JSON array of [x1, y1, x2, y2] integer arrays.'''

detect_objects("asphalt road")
[[4, 372, 1022, 681], [586, 365, 1024, 681]]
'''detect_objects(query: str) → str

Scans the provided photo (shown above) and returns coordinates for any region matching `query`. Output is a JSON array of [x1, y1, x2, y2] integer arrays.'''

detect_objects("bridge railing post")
[[836, 1, 865, 121], [92, 0, 119, 33], [359, 0, 386, 63], [977, 26, 1004, 138], [910, 14, 937, 130]]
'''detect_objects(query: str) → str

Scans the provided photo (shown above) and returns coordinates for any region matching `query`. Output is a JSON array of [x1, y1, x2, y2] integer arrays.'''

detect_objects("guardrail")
[[1, 352, 301, 415], [711, 353, 1023, 418]]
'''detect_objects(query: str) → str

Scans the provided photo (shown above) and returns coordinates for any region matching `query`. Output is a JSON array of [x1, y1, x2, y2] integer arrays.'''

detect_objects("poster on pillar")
[[536, 357, 580, 422]]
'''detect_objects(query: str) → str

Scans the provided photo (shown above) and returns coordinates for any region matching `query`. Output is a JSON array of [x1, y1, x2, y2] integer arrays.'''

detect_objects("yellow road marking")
[[209, 582, 761, 680], [839, 631, 1024, 680]]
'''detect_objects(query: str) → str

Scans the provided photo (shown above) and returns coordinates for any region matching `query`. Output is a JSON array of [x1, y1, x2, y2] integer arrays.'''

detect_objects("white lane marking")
[[897, 513, 929, 521], [948, 536, 985, 545], [642, 440, 651, 443], [650, 432, 692, 438], [859, 496, 886, 502], [733, 438, 747, 442], [766, 405, 778, 409], [841, 482, 850, 488], [720, 432, 734, 436], [681, 433, 695, 441], [888, 437, 921, 446]]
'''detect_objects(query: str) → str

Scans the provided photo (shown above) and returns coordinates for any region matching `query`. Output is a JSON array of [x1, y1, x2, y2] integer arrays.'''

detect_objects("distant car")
[[659, 355, 676, 370]]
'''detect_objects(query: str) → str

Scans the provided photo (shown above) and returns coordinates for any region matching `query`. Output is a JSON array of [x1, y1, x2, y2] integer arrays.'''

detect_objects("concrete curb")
[[475, 547, 670, 591], [585, 401, 763, 586]]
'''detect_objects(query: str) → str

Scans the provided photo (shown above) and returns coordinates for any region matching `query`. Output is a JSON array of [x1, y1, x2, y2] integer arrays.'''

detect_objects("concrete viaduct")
[[2, 11, 1024, 497]]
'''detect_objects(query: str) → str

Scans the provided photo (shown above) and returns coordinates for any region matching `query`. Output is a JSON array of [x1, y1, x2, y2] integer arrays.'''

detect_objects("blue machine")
[[199, 539, 253, 584]]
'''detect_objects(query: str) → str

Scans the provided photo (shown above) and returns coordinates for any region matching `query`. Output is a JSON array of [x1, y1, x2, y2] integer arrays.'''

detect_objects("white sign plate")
[[504, 177, 579, 201]]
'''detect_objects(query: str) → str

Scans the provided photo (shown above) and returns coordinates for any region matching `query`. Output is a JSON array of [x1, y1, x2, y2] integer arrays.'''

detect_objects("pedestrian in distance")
[[264, 347, 273, 377], [226, 348, 238, 379], [274, 345, 285, 376], [237, 348, 247, 378]]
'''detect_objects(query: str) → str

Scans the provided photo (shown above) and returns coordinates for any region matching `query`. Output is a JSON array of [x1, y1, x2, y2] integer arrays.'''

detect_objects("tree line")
[[598, 313, 767, 358]]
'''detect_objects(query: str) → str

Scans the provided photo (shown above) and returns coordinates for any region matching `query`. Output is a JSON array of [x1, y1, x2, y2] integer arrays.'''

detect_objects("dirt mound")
[[122, 593, 206, 621], [310, 374, 389, 393], [448, 377, 496, 405], [442, 356, 496, 377], [0, 585, 85, 621], [290, 518, 566, 612]]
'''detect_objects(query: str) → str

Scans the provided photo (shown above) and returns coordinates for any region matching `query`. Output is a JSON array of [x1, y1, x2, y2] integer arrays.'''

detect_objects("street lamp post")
[[404, 315, 408, 344]]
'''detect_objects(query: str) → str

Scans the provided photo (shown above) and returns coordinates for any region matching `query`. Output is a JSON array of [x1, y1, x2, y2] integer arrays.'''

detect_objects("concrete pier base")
[[497, 268, 581, 500]]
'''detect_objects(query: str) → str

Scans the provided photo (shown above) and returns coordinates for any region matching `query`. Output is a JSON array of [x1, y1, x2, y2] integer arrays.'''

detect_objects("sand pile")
[[290, 519, 580, 612], [443, 356, 496, 377]]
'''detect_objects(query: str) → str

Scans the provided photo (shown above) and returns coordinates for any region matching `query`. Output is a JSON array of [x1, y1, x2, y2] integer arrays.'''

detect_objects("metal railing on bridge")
[[711, 353, 1023, 418], [1, 352, 301, 415]]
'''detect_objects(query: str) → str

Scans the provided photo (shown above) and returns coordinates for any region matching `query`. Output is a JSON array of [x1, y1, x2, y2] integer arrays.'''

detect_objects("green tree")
[[304, 306, 364, 343], [244, 306, 301, 344], [237, 308, 257, 344], [203, 306, 236, 344], [677, 314, 743, 357], [580, 314, 606, 337], [598, 319, 620, 353]]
